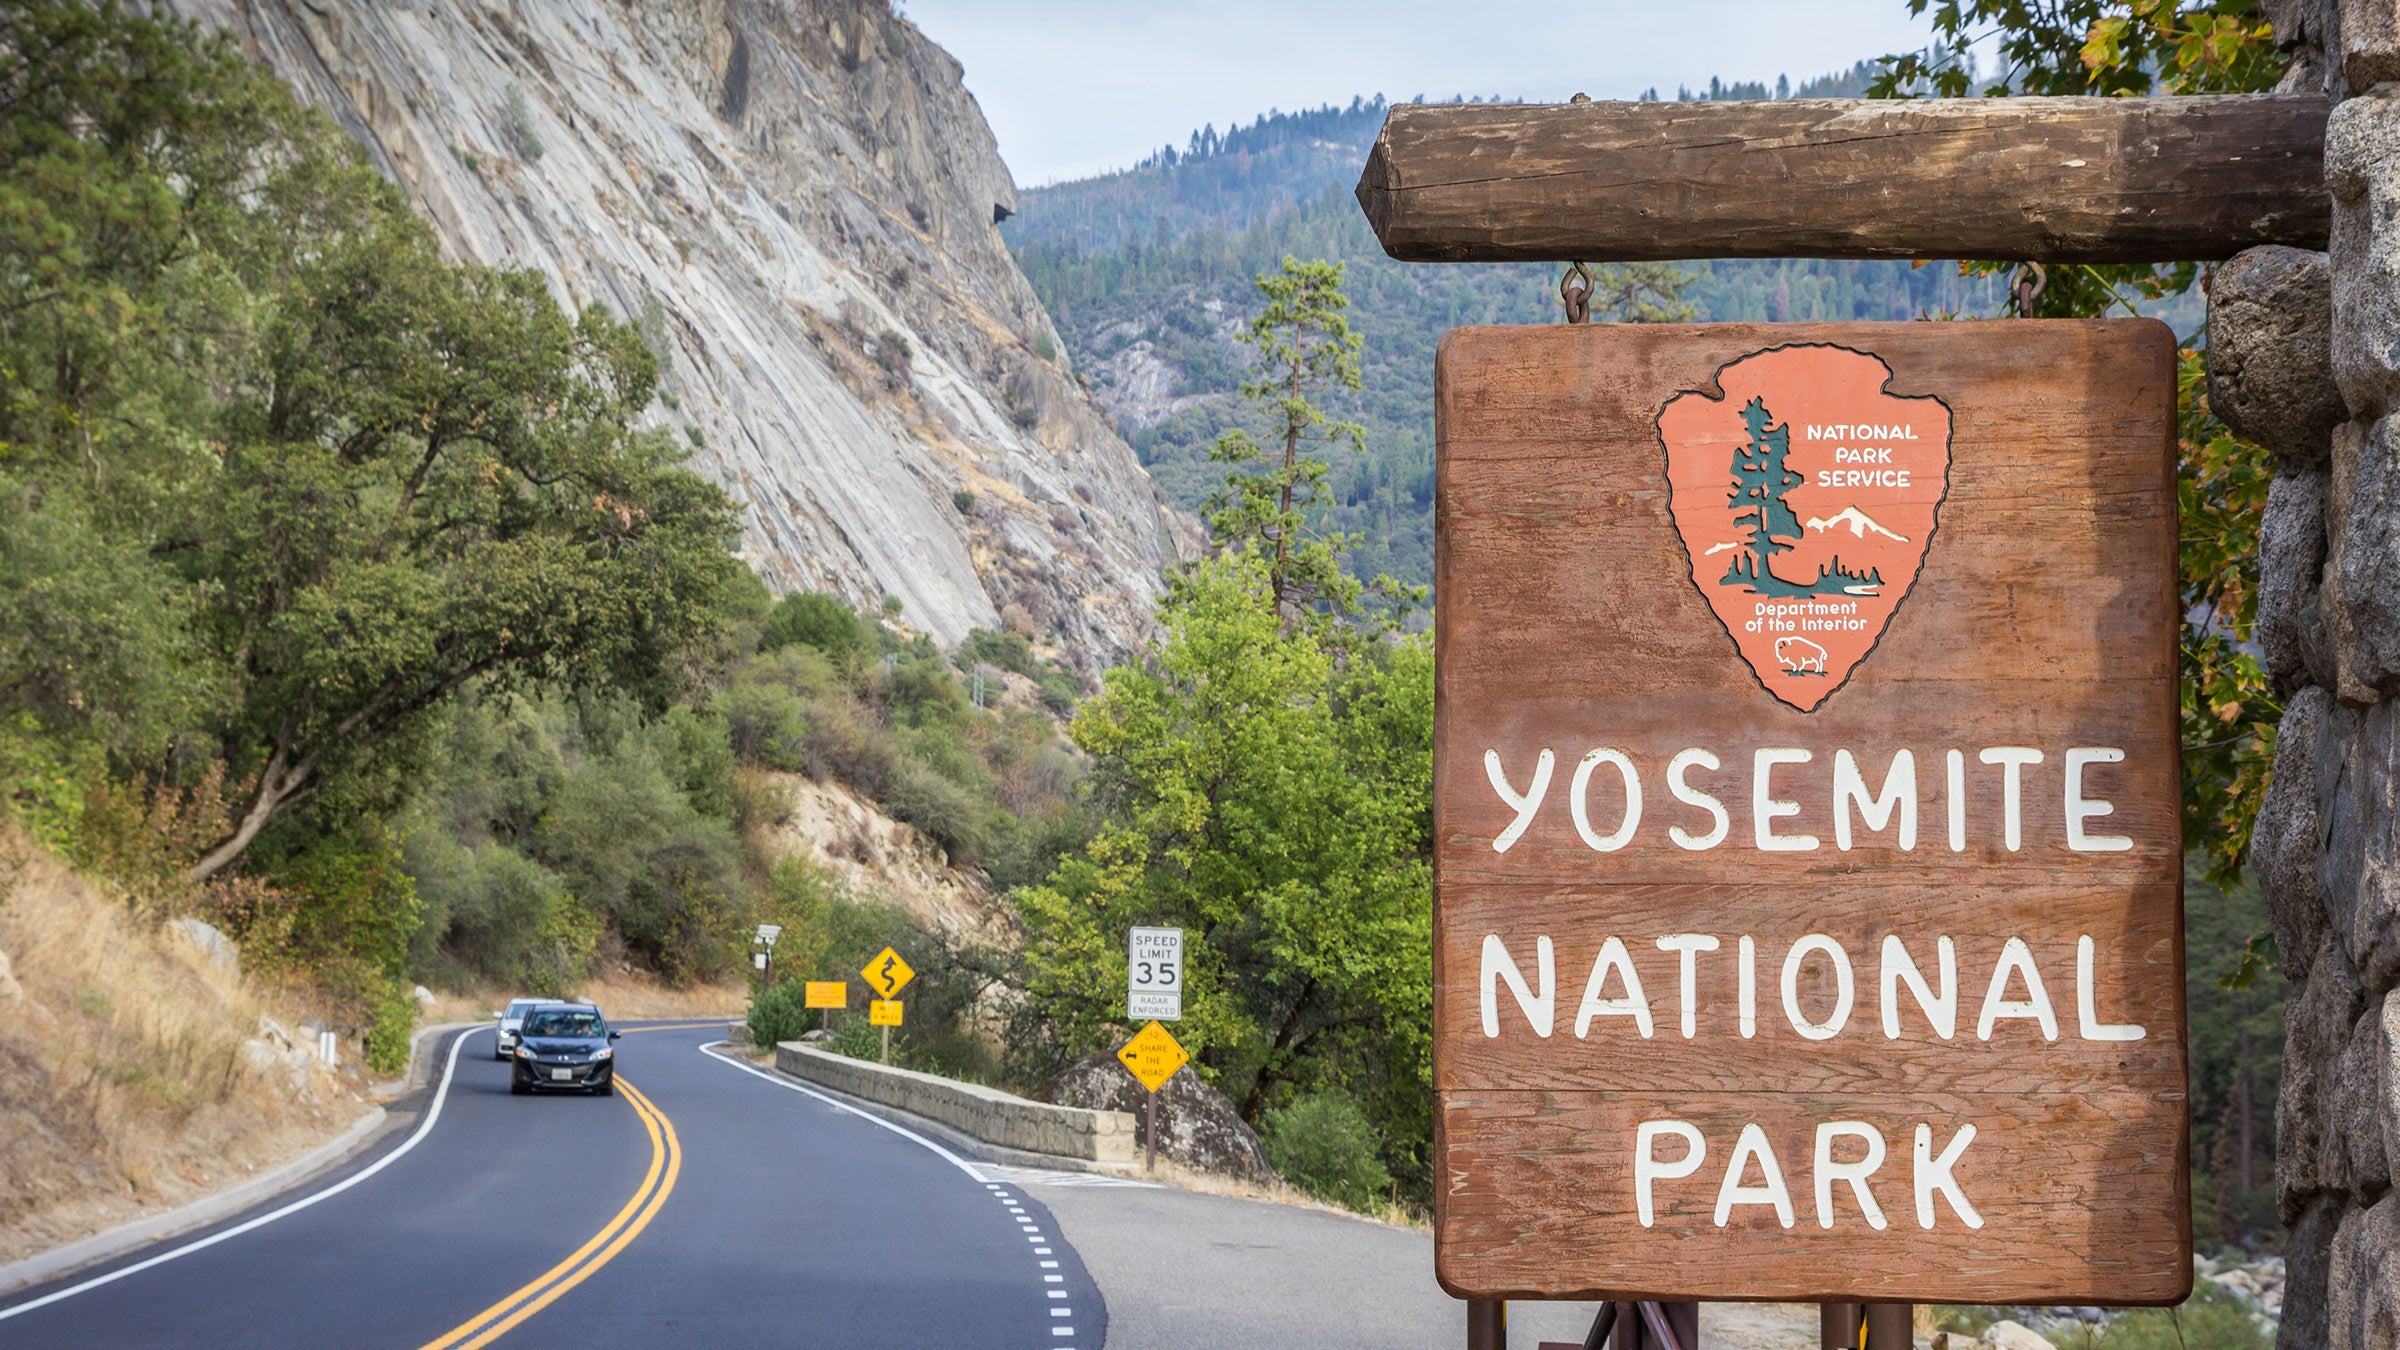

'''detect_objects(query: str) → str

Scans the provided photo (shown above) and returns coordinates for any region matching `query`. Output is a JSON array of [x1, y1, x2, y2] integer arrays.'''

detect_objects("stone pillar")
[[2215, 5, 2400, 1349]]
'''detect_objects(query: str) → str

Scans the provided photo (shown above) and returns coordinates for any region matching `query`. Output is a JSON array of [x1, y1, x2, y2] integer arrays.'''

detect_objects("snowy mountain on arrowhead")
[[1803, 506, 1910, 543]]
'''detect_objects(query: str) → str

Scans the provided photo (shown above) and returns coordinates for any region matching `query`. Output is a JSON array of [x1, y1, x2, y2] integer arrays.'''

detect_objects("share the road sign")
[[869, 999, 904, 1027], [804, 981, 846, 1010], [861, 947, 914, 1000], [1117, 1021, 1187, 1093]]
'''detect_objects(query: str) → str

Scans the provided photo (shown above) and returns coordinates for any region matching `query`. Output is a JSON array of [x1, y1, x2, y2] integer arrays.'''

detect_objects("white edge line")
[[695, 1041, 988, 1181], [0, 1028, 475, 1323], [696, 1043, 1091, 1333]]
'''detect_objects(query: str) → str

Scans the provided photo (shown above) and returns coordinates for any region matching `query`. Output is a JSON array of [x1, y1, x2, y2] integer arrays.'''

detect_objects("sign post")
[[860, 946, 914, 1065], [753, 923, 782, 984], [1431, 322, 2188, 1312], [1116, 1021, 1188, 1173]]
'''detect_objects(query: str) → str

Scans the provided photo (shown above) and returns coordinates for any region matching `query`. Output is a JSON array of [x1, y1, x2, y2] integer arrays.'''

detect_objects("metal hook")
[[2011, 261, 2048, 317], [1561, 260, 1594, 324]]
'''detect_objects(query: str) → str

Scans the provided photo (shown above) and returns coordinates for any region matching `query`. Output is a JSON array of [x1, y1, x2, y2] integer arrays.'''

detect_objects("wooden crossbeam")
[[1354, 95, 2331, 264]]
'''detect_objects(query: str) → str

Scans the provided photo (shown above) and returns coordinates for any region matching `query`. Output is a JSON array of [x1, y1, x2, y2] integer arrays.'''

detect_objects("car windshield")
[[523, 1011, 603, 1038], [505, 1000, 544, 1017]]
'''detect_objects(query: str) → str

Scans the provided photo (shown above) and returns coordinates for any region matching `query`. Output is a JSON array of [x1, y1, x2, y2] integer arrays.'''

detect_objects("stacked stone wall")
[[2214, 4, 2400, 1347]]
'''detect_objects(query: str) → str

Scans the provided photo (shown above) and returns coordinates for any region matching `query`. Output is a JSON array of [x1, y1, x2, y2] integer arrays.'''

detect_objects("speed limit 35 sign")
[[1128, 927, 1182, 1021]]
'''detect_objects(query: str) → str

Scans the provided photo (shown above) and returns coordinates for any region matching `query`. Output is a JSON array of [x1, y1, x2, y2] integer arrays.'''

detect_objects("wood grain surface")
[[1357, 96, 2330, 263], [1431, 321, 2187, 1305]]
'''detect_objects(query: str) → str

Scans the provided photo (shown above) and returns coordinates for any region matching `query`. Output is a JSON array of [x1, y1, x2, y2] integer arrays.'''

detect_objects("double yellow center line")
[[416, 1076, 682, 1350]]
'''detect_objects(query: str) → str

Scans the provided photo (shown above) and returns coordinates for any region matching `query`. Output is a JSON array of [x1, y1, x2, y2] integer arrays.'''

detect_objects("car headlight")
[[515, 1045, 533, 1058], [589, 1047, 612, 1061]]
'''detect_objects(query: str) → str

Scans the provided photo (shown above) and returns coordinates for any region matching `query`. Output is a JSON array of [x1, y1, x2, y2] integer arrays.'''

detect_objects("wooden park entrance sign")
[[1361, 93, 2337, 1324], [1433, 319, 2182, 1305]]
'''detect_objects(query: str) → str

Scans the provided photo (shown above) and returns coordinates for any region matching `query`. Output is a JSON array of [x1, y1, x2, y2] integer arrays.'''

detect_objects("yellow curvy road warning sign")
[[1117, 1021, 1187, 1093], [804, 981, 847, 1010], [869, 999, 903, 1027], [861, 946, 915, 1000]]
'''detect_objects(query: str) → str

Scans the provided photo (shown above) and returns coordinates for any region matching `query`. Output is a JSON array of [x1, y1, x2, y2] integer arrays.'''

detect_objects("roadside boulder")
[[1046, 1052, 1273, 1182], [0, 946, 20, 1003], [169, 917, 239, 977], [1978, 1320, 2056, 1350]]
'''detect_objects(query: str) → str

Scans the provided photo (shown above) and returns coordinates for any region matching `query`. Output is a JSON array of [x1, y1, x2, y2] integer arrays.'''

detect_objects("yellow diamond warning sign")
[[1116, 1021, 1187, 1093], [861, 946, 914, 1000]]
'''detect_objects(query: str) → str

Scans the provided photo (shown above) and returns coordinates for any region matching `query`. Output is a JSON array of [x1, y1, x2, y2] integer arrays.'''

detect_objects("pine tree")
[[1591, 261, 1700, 323], [1205, 257, 1370, 626], [1725, 397, 1805, 588]]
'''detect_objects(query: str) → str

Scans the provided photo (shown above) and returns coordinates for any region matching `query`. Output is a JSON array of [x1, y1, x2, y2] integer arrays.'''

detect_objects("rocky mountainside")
[[165, 0, 1191, 669]]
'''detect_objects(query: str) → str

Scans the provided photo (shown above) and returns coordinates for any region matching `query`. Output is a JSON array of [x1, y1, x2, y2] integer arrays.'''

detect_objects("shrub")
[[363, 977, 418, 1077], [661, 705, 737, 819], [276, 829, 423, 996], [1034, 331, 1057, 362], [882, 758, 988, 864], [984, 801, 1094, 893], [534, 735, 747, 985], [958, 628, 1036, 678], [501, 83, 543, 161], [748, 979, 813, 1050], [882, 656, 970, 731], [761, 591, 870, 663], [407, 833, 599, 993], [1264, 1091, 1394, 1213], [1037, 669, 1081, 715], [952, 489, 976, 513], [717, 677, 810, 771], [801, 695, 898, 796], [827, 1012, 884, 1059]]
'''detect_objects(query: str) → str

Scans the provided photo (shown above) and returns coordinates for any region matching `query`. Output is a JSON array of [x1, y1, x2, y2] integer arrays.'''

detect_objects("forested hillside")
[[1007, 76, 2195, 596], [0, 6, 1085, 1078]]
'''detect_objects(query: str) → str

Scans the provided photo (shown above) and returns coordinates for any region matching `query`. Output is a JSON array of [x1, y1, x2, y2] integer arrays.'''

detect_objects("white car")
[[492, 998, 552, 1060]]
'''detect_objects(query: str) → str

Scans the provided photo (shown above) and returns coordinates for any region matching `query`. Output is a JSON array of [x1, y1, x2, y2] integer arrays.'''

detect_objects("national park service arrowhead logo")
[[1656, 345, 1952, 712]]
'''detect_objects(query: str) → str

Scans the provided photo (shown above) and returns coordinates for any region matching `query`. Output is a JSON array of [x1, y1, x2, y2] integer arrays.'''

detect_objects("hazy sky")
[[904, 1, 1945, 187]]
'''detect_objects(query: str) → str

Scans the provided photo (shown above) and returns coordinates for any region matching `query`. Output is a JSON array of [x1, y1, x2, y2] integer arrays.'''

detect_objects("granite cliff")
[[164, 0, 1189, 668]]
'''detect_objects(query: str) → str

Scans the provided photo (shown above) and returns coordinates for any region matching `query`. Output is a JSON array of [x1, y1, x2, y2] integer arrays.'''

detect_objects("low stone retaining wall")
[[774, 1042, 1137, 1164]]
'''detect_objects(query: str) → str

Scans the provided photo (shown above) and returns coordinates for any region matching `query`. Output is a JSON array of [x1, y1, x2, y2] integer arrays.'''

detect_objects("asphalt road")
[[0, 1023, 1107, 1349]]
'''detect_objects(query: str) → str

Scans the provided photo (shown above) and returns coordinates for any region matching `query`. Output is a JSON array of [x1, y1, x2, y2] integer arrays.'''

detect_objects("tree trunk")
[[184, 749, 308, 882]]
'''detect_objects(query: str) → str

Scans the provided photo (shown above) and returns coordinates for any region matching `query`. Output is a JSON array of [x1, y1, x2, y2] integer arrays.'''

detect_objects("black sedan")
[[509, 1004, 620, 1096]]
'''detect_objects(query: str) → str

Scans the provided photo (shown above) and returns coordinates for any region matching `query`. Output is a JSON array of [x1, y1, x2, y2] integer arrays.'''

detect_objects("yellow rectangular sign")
[[804, 981, 847, 1010], [861, 946, 915, 1000], [869, 999, 903, 1027], [1116, 1020, 1187, 1093]]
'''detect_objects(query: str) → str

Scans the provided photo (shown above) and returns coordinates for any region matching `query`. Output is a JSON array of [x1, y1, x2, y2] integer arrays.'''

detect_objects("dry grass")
[[0, 837, 372, 1264]]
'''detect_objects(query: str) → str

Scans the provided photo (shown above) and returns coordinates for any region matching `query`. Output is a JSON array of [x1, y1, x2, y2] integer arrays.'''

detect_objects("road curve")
[[0, 1024, 1106, 1348]]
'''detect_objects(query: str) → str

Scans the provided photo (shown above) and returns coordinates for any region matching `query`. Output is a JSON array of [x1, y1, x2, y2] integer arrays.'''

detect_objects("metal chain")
[[1561, 260, 1594, 324], [1558, 92, 1597, 327]]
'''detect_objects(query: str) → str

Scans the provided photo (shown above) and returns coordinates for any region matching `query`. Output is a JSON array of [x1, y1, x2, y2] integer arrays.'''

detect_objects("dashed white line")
[[698, 1045, 1086, 1344]]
